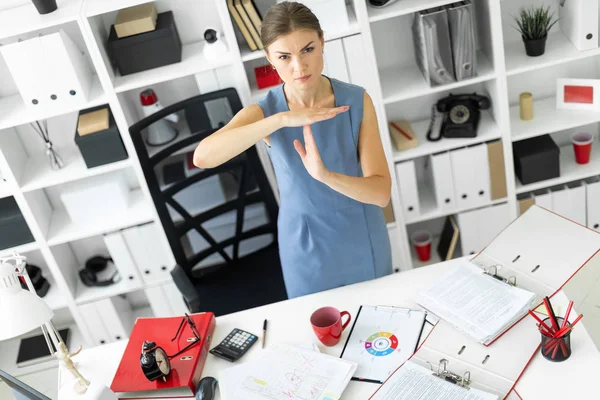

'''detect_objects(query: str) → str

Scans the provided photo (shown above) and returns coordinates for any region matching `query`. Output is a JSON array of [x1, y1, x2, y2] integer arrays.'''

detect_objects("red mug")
[[310, 307, 351, 347]]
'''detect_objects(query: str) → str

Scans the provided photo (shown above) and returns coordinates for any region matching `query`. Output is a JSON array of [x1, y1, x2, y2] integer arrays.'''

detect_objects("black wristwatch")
[[140, 341, 171, 382]]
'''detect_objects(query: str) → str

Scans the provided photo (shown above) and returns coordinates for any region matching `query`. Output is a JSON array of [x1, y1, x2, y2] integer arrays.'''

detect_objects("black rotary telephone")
[[426, 93, 491, 142]]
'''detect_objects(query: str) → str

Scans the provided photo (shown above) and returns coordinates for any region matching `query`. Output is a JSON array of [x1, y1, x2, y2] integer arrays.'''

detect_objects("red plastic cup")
[[572, 132, 594, 164], [411, 231, 432, 262]]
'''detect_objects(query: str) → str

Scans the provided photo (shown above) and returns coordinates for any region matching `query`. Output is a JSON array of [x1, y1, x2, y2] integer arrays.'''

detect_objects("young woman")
[[194, 1, 393, 298]]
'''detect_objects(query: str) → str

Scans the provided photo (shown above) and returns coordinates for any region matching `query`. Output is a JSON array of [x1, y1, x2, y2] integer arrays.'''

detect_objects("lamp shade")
[[0, 259, 53, 341]]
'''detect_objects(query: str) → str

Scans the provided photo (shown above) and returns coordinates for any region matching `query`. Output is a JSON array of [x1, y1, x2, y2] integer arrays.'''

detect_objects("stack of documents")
[[218, 343, 357, 400], [417, 261, 538, 345]]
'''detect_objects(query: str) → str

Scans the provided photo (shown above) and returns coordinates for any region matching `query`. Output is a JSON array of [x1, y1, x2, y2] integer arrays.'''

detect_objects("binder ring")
[[432, 358, 472, 389]]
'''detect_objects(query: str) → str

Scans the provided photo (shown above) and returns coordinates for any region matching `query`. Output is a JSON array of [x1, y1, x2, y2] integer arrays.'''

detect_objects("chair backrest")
[[129, 88, 279, 277]]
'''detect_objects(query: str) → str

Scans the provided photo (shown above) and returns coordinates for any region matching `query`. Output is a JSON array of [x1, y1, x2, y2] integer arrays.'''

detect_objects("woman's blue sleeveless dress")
[[257, 75, 392, 298]]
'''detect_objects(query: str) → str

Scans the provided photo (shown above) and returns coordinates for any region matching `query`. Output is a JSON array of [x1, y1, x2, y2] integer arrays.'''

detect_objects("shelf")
[[408, 197, 508, 225], [515, 144, 600, 194], [381, 52, 495, 105], [46, 189, 154, 246], [504, 31, 600, 77], [74, 273, 144, 306], [0, 323, 84, 378], [0, 0, 81, 41], [0, 76, 106, 131], [113, 41, 236, 93], [392, 110, 501, 162], [368, 0, 456, 23], [241, 46, 266, 63], [0, 241, 39, 258], [42, 275, 69, 311], [511, 97, 600, 142], [20, 147, 132, 192], [84, 0, 151, 17], [0, 182, 11, 199]]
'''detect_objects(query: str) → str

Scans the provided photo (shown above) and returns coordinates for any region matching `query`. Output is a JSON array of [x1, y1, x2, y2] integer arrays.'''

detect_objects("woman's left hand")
[[294, 124, 329, 182]]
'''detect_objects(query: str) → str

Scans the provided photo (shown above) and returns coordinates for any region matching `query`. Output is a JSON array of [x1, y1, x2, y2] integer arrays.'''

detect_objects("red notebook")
[[110, 312, 216, 399]]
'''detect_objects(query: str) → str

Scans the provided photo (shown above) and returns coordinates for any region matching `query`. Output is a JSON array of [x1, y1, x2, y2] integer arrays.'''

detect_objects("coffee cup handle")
[[340, 311, 351, 331]]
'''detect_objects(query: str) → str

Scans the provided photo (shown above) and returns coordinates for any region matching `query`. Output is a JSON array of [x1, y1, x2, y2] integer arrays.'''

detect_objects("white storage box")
[[0, 29, 93, 112], [280, 0, 349, 35], [60, 173, 130, 224]]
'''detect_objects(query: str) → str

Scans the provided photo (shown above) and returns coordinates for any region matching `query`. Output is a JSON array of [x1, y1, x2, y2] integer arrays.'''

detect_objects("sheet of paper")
[[340, 305, 426, 383], [219, 343, 356, 400], [370, 361, 499, 400], [417, 261, 536, 343]]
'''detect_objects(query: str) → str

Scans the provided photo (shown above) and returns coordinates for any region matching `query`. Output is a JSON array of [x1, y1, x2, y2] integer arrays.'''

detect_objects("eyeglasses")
[[167, 313, 202, 359]]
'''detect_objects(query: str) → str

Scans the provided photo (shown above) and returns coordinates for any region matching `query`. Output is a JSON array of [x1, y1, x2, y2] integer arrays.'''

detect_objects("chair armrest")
[[170, 264, 201, 313]]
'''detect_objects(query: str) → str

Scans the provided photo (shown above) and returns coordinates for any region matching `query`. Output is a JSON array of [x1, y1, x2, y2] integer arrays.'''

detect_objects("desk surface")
[[57, 258, 600, 399]]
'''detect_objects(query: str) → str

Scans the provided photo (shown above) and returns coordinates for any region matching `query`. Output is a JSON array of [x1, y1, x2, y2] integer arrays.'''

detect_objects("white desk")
[[54, 258, 600, 399]]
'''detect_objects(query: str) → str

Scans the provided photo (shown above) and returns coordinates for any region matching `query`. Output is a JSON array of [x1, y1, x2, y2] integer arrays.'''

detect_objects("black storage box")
[[0, 197, 34, 250], [107, 11, 182, 76], [513, 135, 560, 185], [75, 105, 128, 168]]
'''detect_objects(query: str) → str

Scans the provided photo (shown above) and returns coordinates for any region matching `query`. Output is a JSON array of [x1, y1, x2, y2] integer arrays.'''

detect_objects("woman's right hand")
[[279, 106, 350, 127]]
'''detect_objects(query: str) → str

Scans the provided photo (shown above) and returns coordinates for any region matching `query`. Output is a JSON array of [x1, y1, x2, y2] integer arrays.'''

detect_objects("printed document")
[[417, 261, 537, 344], [370, 361, 499, 400]]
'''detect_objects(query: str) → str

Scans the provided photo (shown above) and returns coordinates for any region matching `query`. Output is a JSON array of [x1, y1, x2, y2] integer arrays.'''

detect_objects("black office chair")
[[129, 88, 288, 316]]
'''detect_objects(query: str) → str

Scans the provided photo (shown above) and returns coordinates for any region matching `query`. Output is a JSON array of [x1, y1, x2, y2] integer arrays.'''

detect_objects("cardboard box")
[[77, 108, 109, 136], [114, 3, 158, 38]]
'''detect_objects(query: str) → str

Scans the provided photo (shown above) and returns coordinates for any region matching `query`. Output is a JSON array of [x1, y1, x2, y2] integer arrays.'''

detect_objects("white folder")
[[479, 203, 510, 246], [395, 160, 420, 222], [162, 281, 190, 316], [103, 231, 143, 288], [559, 0, 599, 51], [550, 185, 570, 219], [585, 178, 600, 232], [323, 38, 349, 83], [342, 34, 377, 96], [123, 223, 174, 285], [566, 182, 586, 226], [470, 144, 492, 207], [429, 152, 456, 212], [194, 69, 220, 94], [456, 207, 481, 256], [144, 285, 174, 318], [450, 147, 477, 209], [533, 188, 552, 210], [79, 303, 111, 346], [95, 296, 134, 342]]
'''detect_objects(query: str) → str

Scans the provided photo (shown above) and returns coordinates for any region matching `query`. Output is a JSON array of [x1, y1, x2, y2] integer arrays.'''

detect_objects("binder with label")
[[559, 0, 599, 51], [447, 0, 477, 81], [339, 305, 427, 384]]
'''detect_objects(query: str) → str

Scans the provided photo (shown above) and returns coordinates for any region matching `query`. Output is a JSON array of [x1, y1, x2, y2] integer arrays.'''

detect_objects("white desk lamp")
[[0, 253, 116, 399]]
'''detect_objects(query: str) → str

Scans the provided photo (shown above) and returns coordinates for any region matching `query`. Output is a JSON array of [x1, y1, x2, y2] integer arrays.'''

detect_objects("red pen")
[[543, 297, 560, 333], [561, 301, 574, 330], [528, 310, 554, 336]]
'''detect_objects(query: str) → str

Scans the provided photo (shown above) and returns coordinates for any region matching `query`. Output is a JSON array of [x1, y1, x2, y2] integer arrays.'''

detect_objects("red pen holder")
[[540, 317, 572, 362], [254, 65, 282, 89]]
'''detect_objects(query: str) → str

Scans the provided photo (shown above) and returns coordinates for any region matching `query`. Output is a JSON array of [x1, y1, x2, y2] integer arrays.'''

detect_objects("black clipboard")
[[339, 305, 428, 384]]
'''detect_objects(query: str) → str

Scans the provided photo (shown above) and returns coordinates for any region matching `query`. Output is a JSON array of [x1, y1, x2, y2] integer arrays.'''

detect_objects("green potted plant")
[[513, 6, 559, 57]]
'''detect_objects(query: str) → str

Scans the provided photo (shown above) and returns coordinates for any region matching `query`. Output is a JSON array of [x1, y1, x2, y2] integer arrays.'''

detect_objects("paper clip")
[[430, 358, 471, 389], [374, 305, 411, 314], [483, 265, 517, 287]]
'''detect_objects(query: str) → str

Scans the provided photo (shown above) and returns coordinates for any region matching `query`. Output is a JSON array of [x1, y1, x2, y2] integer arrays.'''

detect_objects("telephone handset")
[[426, 93, 491, 142]]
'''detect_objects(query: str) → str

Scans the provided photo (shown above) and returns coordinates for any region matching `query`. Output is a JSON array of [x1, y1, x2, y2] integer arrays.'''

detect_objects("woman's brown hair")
[[260, 1, 324, 51]]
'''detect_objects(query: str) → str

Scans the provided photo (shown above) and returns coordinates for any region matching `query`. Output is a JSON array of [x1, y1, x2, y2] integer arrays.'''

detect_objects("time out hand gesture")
[[294, 125, 328, 182], [281, 105, 349, 127]]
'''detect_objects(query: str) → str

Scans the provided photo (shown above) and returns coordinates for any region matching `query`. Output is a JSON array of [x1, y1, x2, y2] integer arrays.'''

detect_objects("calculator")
[[209, 328, 258, 362]]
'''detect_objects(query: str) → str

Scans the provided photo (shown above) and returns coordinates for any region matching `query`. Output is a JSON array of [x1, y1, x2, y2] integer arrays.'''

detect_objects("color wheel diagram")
[[364, 332, 399, 357]]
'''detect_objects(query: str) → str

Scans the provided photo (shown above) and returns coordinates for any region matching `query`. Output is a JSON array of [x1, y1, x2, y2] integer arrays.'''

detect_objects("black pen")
[[262, 319, 267, 348]]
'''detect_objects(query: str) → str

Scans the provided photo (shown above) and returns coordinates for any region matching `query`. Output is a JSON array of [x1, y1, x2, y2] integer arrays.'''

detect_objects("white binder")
[[79, 303, 111, 347], [585, 177, 600, 232], [375, 206, 600, 399], [123, 223, 174, 285], [533, 188, 552, 210], [342, 34, 378, 96], [550, 185, 570, 219], [429, 152, 455, 212], [470, 144, 491, 207], [103, 231, 143, 288], [456, 207, 481, 256], [323, 38, 349, 83], [479, 203, 510, 247], [95, 296, 134, 342], [566, 182, 586, 226], [559, 0, 599, 51], [162, 281, 190, 316], [450, 147, 477, 209], [395, 160, 420, 222]]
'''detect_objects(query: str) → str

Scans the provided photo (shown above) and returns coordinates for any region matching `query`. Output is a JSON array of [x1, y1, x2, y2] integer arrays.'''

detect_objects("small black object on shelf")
[[75, 105, 128, 168], [513, 135, 560, 185], [0, 197, 34, 251], [107, 11, 182, 76], [19, 264, 51, 298], [31, 0, 57, 15]]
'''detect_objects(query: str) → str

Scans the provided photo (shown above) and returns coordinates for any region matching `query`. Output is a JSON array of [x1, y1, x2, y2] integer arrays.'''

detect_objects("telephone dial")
[[426, 93, 491, 142]]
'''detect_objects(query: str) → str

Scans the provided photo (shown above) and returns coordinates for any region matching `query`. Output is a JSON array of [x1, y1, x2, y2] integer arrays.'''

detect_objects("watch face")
[[155, 348, 171, 376]]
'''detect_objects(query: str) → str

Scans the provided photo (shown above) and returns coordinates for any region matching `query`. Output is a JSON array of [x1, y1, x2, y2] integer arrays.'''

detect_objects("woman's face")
[[266, 29, 324, 90]]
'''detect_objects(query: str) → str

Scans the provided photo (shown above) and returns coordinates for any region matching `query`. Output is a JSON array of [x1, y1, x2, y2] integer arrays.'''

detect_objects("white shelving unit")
[[1, 0, 599, 377]]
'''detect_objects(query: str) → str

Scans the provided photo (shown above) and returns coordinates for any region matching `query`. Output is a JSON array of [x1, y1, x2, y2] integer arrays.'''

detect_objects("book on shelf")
[[227, 0, 257, 51], [230, 0, 264, 50]]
